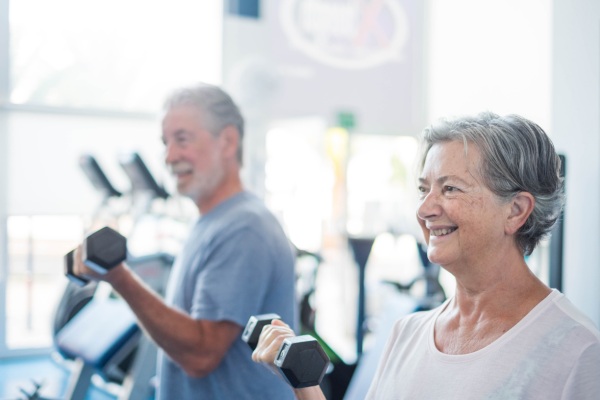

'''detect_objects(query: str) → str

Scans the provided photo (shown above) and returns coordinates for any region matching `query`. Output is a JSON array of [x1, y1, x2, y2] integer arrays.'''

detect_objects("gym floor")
[[0, 354, 120, 400]]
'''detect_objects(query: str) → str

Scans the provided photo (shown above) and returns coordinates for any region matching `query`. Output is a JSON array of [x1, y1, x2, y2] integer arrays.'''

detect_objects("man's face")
[[161, 105, 225, 205]]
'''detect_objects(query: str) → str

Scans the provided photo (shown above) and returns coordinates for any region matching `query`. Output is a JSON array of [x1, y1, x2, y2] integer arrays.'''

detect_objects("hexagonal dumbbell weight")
[[64, 226, 127, 286], [274, 335, 329, 388], [243, 314, 330, 388]]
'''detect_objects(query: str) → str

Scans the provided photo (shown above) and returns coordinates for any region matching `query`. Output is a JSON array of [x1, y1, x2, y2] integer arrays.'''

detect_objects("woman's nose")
[[417, 190, 441, 222]]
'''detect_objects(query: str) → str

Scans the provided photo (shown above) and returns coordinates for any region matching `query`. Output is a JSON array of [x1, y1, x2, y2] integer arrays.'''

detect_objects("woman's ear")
[[505, 192, 535, 235]]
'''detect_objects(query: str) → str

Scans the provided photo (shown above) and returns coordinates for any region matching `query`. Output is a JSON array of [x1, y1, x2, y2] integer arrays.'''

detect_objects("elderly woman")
[[253, 112, 600, 399]]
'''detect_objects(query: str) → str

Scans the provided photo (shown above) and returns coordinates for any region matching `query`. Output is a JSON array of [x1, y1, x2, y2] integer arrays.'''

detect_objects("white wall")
[[552, 0, 600, 327], [427, 0, 552, 128]]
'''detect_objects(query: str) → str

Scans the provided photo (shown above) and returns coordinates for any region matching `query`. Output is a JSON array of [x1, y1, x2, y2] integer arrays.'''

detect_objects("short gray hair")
[[418, 111, 564, 256], [163, 82, 245, 164]]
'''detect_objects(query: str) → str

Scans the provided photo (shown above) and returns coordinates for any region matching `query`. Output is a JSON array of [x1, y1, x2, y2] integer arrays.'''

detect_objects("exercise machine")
[[54, 226, 173, 400]]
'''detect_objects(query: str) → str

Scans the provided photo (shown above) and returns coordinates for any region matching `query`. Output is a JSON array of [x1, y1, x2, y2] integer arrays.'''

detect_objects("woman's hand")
[[251, 319, 327, 400], [251, 319, 295, 365]]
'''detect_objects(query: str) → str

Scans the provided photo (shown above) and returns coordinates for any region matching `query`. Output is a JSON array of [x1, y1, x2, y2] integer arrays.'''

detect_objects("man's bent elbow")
[[180, 354, 222, 378]]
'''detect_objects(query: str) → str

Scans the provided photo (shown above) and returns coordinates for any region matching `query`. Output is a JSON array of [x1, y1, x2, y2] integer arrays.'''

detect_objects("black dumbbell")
[[64, 226, 127, 286], [242, 313, 282, 350], [243, 314, 330, 388]]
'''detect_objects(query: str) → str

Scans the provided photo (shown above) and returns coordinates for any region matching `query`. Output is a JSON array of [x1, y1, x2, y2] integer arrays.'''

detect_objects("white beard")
[[169, 158, 225, 204]]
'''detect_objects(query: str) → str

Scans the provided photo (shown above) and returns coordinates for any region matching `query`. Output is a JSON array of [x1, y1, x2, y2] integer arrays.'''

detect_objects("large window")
[[9, 0, 222, 113], [6, 216, 83, 349], [0, 0, 223, 355]]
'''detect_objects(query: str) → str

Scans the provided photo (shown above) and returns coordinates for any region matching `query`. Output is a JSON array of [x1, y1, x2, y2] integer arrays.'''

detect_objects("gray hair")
[[163, 82, 245, 164], [418, 111, 564, 256]]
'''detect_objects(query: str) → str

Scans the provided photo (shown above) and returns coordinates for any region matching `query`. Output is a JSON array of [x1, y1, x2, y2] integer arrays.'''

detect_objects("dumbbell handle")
[[64, 226, 127, 286], [242, 313, 281, 350], [64, 250, 89, 286]]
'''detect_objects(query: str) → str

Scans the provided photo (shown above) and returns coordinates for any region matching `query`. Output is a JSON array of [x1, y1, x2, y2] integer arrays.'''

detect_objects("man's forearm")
[[105, 264, 241, 378], [106, 266, 206, 365]]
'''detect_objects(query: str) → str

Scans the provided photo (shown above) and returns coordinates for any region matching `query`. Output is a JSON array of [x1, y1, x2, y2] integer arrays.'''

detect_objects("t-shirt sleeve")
[[188, 226, 276, 328], [561, 341, 600, 399]]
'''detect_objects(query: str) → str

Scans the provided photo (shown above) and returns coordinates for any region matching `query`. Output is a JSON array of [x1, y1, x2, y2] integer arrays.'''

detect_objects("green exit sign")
[[337, 112, 356, 130]]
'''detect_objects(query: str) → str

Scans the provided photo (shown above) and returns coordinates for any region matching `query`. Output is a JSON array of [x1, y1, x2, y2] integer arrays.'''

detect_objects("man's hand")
[[72, 244, 125, 284]]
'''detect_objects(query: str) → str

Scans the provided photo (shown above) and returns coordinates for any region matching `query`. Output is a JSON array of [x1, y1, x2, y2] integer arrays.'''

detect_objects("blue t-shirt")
[[157, 192, 297, 399]]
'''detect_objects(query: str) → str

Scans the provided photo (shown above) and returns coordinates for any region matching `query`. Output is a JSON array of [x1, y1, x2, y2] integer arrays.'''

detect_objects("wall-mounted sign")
[[224, 0, 425, 135], [280, 0, 410, 69]]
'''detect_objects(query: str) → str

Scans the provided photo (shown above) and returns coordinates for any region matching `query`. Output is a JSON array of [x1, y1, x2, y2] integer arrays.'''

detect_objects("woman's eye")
[[444, 185, 458, 193]]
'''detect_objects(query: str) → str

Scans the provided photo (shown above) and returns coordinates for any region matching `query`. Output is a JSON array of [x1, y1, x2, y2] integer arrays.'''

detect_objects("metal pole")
[[549, 154, 566, 291]]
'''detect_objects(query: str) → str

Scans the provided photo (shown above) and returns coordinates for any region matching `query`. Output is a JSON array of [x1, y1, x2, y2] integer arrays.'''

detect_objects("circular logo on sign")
[[280, 0, 410, 69]]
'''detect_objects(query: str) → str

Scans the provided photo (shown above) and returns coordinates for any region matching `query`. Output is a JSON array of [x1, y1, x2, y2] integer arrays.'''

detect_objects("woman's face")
[[416, 141, 510, 272]]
